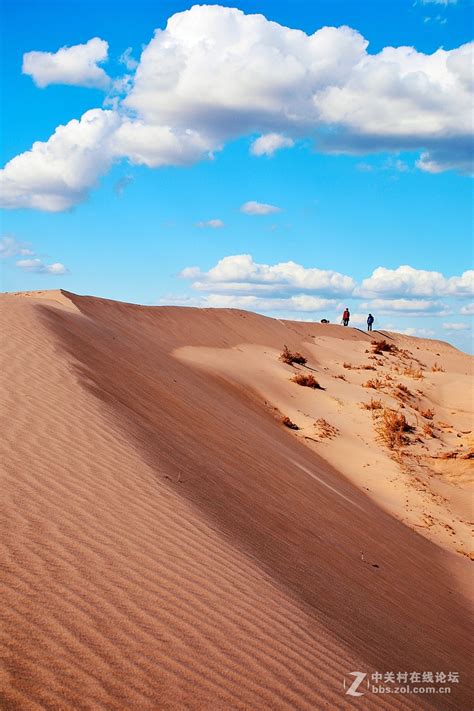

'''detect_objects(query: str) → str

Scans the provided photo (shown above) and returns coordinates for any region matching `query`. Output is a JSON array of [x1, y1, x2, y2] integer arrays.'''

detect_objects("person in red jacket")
[[342, 308, 350, 326]]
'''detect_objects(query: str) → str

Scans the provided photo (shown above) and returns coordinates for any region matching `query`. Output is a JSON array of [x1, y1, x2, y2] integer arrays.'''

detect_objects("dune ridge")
[[0, 289, 472, 710]]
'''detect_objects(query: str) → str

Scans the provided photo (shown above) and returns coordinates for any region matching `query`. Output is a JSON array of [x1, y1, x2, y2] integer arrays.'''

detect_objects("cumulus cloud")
[[16, 258, 69, 275], [395, 327, 436, 337], [418, 0, 457, 5], [240, 201, 281, 215], [119, 47, 139, 71], [364, 297, 450, 314], [250, 133, 294, 156], [460, 303, 474, 315], [0, 109, 120, 211], [442, 321, 470, 330], [359, 265, 474, 298], [158, 292, 335, 312], [197, 219, 224, 228], [3, 5, 473, 212], [180, 254, 356, 296], [0, 235, 34, 258], [22, 38, 110, 89]]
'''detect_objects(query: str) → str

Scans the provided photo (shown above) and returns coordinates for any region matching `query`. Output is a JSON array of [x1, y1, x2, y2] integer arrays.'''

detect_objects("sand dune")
[[1, 289, 472, 709]]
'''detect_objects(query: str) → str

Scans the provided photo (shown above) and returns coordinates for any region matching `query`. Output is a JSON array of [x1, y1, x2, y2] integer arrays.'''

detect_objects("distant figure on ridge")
[[342, 308, 350, 326], [367, 313, 374, 332]]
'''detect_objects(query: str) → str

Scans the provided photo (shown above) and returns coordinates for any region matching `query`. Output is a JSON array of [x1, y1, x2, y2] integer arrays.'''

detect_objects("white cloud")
[[419, 0, 457, 5], [16, 259, 69, 275], [196, 219, 224, 229], [0, 235, 34, 258], [119, 47, 138, 71], [3, 6, 473, 212], [22, 38, 110, 89], [113, 120, 214, 168], [0, 109, 120, 211], [240, 201, 281, 215], [442, 321, 470, 330], [364, 297, 449, 315], [394, 327, 436, 337], [460, 302, 474, 315], [180, 254, 356, 296], [359, 266, 474, 298], [159, 292, 335, 313], [250, 133, 294, 157]]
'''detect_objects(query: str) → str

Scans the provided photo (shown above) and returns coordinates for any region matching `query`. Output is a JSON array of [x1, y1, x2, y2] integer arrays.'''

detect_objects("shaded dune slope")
[[0, 290, 472, 710]]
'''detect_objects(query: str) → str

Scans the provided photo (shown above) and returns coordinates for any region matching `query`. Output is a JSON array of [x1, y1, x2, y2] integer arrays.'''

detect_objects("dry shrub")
[[404, 363, 424, 379], [363, 378, 384, 390], [438, 421, 453, 429], [376, 409, 414, 449], [423, 423, 436, 438], [361, 398, 383, 410], [396, 383, 412, 397], [421, 408, 434, 420], [315, 418, 339, 439], [291, 373, 322, 389], [280, 345, 307, 366], [371, 339, 399, 355], [432, 361, 445, 372], [281, 416, 299, 430], [343, 362, 353, 369], [335, 374, 347, 381], [361, 364, 377, 371]]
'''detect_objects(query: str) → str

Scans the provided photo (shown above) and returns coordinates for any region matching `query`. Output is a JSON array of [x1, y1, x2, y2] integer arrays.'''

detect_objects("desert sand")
[[1, 289, 472, 710]]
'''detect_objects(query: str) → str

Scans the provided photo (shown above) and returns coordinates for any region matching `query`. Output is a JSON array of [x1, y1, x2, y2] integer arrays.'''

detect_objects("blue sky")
[[1, 0, 473, 350]]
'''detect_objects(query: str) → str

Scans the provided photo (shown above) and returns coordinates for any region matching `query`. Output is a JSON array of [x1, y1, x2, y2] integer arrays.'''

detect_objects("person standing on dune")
[[342, 308, 350, 326], [367, 313, 374, 331]]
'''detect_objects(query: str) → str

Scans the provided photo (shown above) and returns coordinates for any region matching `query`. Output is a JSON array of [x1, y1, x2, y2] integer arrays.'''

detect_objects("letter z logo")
[[344, 671, 367, 696]]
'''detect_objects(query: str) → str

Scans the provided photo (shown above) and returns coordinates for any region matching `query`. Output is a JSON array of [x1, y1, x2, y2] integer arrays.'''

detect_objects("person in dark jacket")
[[342, 308, 350, 326], [367, 313, 374, 331]]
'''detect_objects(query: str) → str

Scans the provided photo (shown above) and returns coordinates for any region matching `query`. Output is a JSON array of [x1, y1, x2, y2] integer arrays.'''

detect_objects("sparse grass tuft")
[[281, 416, 299, 430], [291, 373, 322, 389], [396, 383, 412, 397], [361, 398, 383, 411], [432, 361, 445, 372], [315, 418, 339, 439], [420, 408, 434, 420], [343, 362, 353, 369], [361, 364, 377, 371], [376, 408, 414, 449], [280, 345, 307, 366], [423, 423, 436, 438], [363, 378, 384, 390], [371, 339, 399, 355], [335, 374, 347, 381], [404, 363, 424, 379]]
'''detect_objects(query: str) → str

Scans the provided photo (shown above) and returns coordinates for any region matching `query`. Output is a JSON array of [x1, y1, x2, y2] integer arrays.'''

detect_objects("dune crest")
[[1, 290, 472, 710]]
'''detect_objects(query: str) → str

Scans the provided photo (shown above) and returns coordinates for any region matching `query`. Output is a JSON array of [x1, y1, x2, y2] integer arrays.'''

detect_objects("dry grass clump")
[[361, 398, 383, 411], [291, 373, 322, 389], [396, 383, 412, 397], [432, 361, 445, 372], [315, 418, 339, 439], [281, 415, 299, 430], [371, 339, 399, 355], [404, 363, 424, 379], [376, 409, 414, 449], [280, 345, 307, 366], [423, 423, 436, 438], [361, 364, 377, 371], [420, 408, 434, 420], [335, 374, 347, 381], [343, 362, 353, 369], [363, 378, 384, 390]]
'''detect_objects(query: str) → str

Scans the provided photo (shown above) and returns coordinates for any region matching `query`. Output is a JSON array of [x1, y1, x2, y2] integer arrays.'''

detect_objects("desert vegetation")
[[371, 339, 399, 355], [432, 362, 445, 372], [315, 418, 339, 439], [280, 345, 307, 366], [361, 398, 383, 411], [363, 378, 384, 390], [404, 363, 424, 379], [281, 415, 299, 430], [291, 373, 322, 389], [375, 409, 414, 449]]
